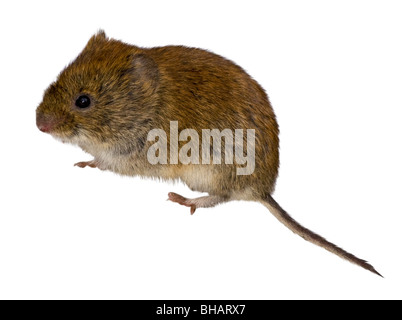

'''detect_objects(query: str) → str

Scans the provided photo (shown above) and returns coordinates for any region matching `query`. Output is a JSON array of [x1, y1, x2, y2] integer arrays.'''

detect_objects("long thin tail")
[[262, 194, 382, 277]]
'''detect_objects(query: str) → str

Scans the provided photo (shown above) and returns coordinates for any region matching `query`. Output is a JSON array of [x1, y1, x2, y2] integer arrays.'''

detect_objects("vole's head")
[[36, 30, 159, 150]]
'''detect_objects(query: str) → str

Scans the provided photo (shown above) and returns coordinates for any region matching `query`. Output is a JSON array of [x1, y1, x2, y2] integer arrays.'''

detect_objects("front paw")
[[74, 160, 97, 168]]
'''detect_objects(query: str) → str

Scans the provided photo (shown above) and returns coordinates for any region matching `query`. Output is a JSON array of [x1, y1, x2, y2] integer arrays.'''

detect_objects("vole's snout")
[[36, 111, 61, 134], [37, 121, 51, 133]]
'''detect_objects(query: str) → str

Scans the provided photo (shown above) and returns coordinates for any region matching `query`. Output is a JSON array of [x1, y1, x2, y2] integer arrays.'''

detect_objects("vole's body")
[[36, 31, 380, 276]]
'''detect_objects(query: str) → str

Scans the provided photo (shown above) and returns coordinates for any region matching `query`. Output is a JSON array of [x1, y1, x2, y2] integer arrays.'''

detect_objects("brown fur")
[[36, 30, 380, 276]]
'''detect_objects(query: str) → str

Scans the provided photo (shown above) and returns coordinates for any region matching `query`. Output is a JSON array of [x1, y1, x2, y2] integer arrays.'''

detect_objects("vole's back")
[[146, 46, 280, 197]]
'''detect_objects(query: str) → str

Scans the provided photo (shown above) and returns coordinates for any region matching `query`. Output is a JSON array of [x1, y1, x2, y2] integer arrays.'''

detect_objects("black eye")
[[75, 95, 91, 108]]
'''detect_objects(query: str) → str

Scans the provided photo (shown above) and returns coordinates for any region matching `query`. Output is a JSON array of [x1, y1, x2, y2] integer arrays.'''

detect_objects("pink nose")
[[37, 123, 52, 133], [36, 112, 57, 134]]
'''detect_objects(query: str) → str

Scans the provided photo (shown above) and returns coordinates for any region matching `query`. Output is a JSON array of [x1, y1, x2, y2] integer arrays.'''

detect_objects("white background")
[[0, 0, 401, 300]]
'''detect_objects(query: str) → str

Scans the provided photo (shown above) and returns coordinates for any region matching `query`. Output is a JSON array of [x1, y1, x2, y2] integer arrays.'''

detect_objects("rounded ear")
[[82, 30, 108, 53], [131, 54, 160, 94]]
